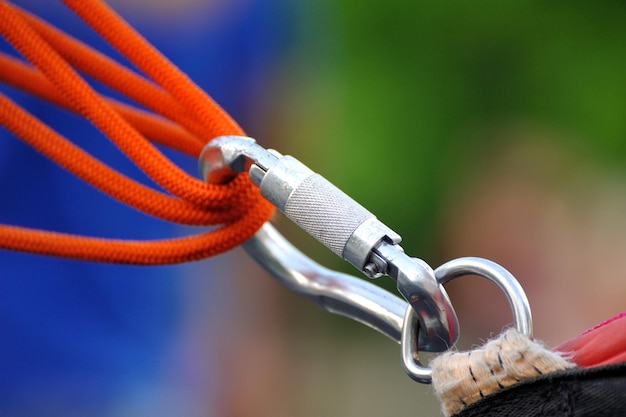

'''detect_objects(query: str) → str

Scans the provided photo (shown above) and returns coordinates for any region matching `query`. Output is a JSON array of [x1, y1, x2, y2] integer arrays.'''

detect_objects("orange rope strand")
[[0, 53, 204, 156], [0, 196, 274, 264], [11, 4, 212, 145], [0, 93, 244, 226], [61, 0, 245, 139]]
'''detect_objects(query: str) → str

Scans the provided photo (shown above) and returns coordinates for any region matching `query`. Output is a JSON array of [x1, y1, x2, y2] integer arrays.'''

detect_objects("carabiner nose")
[[199, 136, 459, 352]]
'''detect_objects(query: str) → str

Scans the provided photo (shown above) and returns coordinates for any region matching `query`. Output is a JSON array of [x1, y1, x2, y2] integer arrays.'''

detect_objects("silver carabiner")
[[198, 136, 533, 385], [199, 135, 459, 351]]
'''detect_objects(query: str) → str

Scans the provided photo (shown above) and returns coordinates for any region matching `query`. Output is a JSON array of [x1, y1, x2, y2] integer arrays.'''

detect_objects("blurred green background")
[[280, 0, 626, 257], [252, 1, 626, 416]]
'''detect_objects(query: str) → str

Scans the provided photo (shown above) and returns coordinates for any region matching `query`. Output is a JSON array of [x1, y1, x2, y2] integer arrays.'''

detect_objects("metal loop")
[[401, 257, 533, 383]]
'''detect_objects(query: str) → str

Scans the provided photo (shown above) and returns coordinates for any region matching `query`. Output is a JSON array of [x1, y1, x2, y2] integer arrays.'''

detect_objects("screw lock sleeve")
[[259, 155, 400, 271]]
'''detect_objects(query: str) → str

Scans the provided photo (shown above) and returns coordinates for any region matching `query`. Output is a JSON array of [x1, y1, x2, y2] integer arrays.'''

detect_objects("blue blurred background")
[[1, 1, 626, 416]]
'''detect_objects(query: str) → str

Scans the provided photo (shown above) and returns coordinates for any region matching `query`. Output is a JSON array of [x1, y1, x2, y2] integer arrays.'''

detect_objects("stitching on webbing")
[[430, 329, 575, 417]]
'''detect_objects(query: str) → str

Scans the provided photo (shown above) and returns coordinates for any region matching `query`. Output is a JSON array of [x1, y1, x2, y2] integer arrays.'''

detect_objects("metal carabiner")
[[199, 135, 459, 351], [198, 136, 534, 384]]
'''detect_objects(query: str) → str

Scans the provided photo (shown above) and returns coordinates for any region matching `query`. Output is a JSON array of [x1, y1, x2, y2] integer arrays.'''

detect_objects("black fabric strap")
[[453, 363, 626, 417]]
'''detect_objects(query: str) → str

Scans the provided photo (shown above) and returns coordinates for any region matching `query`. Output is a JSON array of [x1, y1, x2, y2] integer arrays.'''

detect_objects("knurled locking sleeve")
[[259, 155, 400, 271], [285, 173, 372, 256]]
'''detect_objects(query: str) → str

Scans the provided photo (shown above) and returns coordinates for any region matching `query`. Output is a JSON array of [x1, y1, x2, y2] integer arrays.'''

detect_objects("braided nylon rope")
[[0, 0, 275, 264]]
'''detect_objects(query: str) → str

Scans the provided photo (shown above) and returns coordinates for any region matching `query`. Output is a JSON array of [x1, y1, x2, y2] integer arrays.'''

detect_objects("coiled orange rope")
[[0, 0, 275, 264]]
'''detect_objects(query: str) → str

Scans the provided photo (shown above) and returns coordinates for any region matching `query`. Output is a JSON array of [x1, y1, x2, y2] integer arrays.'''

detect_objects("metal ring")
[[401, 257, 533, 383]]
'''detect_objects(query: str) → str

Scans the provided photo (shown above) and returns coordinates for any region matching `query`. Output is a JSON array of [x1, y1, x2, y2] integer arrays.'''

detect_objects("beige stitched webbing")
[[431, 329, 575, 416]]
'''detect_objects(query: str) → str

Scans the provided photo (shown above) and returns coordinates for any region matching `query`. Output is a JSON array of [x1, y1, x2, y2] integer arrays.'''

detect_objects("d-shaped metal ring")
[[401, 257, 533, 383]]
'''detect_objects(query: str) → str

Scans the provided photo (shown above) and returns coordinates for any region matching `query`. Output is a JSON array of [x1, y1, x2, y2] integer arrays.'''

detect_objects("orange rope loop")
[[0, 0, 275, 264]]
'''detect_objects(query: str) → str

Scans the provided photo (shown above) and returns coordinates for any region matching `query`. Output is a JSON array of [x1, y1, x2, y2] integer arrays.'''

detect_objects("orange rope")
[[0, 0, 275, 264], [0, 199, 274, 264], [0, 53, 204, 156], [61, 0, 244, 140], [11, 4, 212, 144]]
